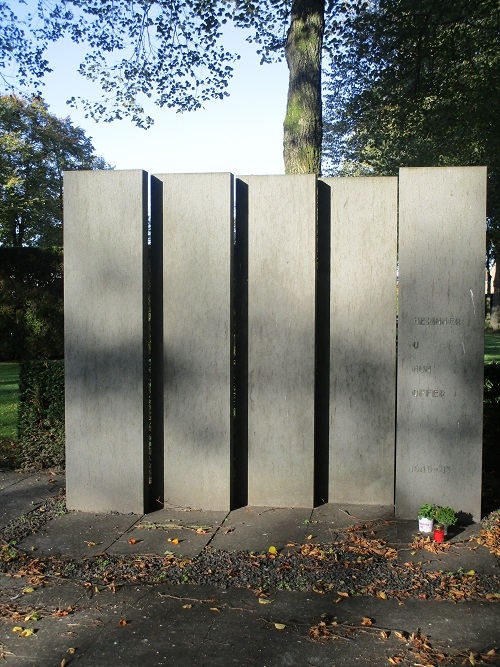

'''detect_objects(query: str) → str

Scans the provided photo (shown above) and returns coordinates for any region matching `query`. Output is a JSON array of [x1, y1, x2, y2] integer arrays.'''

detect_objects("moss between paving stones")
[[1, 495, 499, 602]]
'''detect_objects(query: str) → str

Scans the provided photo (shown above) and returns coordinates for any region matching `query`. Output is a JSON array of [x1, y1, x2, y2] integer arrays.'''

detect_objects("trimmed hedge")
[[18, 360, 65, 469]]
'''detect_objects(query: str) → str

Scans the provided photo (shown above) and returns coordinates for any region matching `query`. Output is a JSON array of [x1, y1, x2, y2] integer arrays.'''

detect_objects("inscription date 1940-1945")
[[411, 465, 451, 474]]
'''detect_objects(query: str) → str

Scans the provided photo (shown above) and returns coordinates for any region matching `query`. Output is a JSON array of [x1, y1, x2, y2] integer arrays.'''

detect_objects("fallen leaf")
[[337, 591, 349, 598], [388, 657, 403, 665], [168, 538, 180, 545], [12, 626, 23, 633], [22, 587, 35, 594], [268, 546, 277, 555], [466, 570, 476, 576], [469, 652, 476, 665], [182, 604, 192, 609], [53, 607, 75, 618], [84, 541, 97, 547], [67, 648, 76, 654], [361, 617, 373, 626], [20, 629, 35, 637], [258, 598, 271, 605], [119, 619, 128, 626], [24, 612, 40, 621], [60, 660, 67, 667], [378, 591, 387, 599], [307, 535, 313, 540], [210, 607, 220, 613], [274, 623, 286, 630], [128, 538, 137, 545], [393, 631, 407, 641], [380, 630, 390, 639]]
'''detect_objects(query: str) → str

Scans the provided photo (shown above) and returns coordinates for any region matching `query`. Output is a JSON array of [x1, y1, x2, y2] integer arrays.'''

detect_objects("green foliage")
[[484, 362, 500, 405], [433, 506, 457, 526], [323, 0, 499, 243], [0, 1, 347, 173], [417, 503, 436, 519], [0, 247, 63, 361], [0, 94, 111, 247], [18, 359, 64, 469]]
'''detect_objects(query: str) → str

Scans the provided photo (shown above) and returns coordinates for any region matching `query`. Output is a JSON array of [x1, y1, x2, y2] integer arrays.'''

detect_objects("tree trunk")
[[283, 0, 325, 175], [491, 247, 500, 331]]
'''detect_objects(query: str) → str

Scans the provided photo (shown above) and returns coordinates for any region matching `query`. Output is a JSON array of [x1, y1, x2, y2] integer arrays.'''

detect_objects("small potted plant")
[[418, 503, 436, 533], [433, 506, 458, 534]]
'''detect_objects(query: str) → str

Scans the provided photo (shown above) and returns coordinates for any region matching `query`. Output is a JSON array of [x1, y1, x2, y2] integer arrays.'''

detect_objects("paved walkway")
[[1, 470, 499, 666]]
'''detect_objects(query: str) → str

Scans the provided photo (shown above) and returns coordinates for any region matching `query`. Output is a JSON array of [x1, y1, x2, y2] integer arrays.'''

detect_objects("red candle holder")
[[433, 523, 445, 542]]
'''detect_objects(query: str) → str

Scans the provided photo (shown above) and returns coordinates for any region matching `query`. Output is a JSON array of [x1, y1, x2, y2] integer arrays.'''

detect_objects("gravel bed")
[[1, 497, 499, 601], [0, 494, 67, 545], [1, 548, 499, 600]]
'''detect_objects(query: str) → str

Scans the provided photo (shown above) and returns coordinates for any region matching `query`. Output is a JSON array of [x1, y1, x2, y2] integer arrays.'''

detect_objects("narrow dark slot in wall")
[[149, 175, 164, 511], [232, 178, 249, 509], [314, 180, 331, 506]]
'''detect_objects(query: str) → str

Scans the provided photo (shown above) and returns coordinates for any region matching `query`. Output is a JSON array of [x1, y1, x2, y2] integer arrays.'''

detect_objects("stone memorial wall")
[[396, 167, 486, 521], [64, 167, 486, 518]]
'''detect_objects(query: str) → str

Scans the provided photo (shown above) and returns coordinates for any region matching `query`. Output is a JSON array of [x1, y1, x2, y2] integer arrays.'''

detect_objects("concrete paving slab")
[[16, 512, 140, 558], [309, 504, 394, 543], [0, 576, 150, 666], [209, 506, 313, 552], [76, 585, 223, 666], [107, 508, 227, 558], [0, 471, 33, 491], [0, 472, 65, 528], [2, 582, 498, 667]]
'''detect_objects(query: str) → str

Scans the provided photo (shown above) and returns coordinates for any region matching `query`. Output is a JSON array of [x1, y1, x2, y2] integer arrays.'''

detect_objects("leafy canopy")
[[0, 1, 350, 128], [323, 0, 499, 254], [0, 94, 110, 246]]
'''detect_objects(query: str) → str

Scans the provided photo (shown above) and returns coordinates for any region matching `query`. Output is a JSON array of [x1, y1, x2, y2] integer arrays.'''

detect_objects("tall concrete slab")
[[64, 170, 148, 514], [153, 173, 233, 511], [396, 167, 486, 520], [245, 175, 316, 507], [323, 177, 398, 505]]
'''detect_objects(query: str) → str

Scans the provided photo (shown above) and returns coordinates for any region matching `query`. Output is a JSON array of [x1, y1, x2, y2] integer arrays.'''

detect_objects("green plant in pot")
[[418, 503, 436, 533], [433, 506, 457, 534]]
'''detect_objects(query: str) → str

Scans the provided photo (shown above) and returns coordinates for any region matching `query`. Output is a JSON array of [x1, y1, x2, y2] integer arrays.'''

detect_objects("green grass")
[[485, 332, 500, 364], [0, 362, 21, 468], [0, 362, 20, 439]]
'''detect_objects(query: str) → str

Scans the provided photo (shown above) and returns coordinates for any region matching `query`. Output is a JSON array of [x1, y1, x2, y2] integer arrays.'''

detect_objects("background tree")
[[0, 0, 357, 175], [0, 94, 110, 247], [323, 0, 500, 328]]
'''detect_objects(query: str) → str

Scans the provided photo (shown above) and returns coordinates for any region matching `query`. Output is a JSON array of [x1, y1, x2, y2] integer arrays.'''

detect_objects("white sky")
[[38, 28, 289, 176]]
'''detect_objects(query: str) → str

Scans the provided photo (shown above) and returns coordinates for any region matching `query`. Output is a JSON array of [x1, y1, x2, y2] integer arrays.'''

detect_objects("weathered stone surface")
[[396, 167, 486, 520], [64, 170, 148, 514], [153, 173, 234, 511], [323, 177, 398, 505], [243, 175, 316, 507]]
